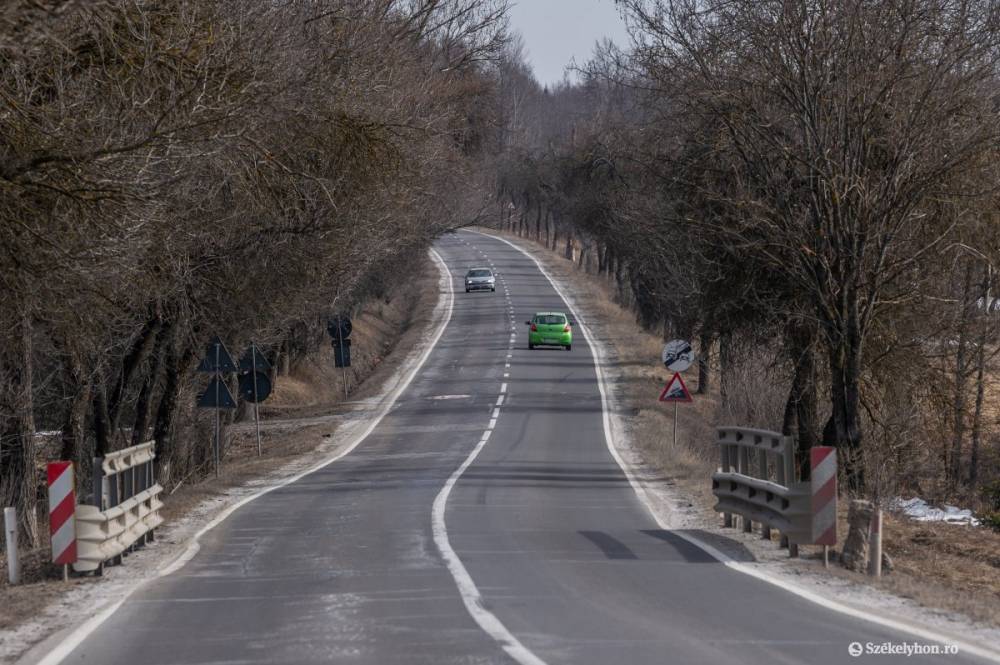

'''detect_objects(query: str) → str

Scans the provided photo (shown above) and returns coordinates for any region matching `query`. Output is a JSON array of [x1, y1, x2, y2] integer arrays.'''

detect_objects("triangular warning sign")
[[239, 343, 272, 373], [197, 337, 238, 374], [659, 372, 692, 402], [197, 377, 238, 409]]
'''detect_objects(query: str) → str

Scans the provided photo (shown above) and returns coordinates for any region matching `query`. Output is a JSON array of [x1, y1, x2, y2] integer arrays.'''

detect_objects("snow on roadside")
[[894, 497, 981, 527]]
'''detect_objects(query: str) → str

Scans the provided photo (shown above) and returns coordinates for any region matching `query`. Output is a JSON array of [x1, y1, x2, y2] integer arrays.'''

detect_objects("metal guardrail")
[[711, 426, 812, 548], [74, 441, 162, 573]]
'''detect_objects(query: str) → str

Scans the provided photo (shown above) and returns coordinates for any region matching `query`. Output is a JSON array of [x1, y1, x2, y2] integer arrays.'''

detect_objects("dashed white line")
[[492, 408, 501, 419], [500, 382, 508, 393], [496, 395, 505, 406], [488, 418, 497, 429]]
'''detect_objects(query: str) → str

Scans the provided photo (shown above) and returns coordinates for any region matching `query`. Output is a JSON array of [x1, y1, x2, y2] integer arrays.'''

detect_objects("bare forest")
[[491, 0, 1000, 524], [0, 0, 508, 548]]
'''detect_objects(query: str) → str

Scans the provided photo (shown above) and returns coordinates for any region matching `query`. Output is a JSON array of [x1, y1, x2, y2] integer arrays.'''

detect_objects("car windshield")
[[535, 315, 566, 325], [468, 269, 492, 277]]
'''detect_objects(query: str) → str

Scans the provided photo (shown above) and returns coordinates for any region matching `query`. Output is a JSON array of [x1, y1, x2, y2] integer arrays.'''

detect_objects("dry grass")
[[488, 227, 1000, 627]]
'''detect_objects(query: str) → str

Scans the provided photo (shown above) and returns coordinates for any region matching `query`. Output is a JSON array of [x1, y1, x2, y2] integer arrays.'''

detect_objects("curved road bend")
[[50, 230, 992, 665]]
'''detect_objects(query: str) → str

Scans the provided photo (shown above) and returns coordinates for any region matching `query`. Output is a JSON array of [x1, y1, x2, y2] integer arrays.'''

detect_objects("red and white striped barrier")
[[47, 462, 77, 565], [810, 447, 837, 545]]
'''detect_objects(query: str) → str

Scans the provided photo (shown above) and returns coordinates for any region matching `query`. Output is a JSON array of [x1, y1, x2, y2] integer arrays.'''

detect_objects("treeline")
[[0, 0, 508, 546], [492, 0, 1000, 506]]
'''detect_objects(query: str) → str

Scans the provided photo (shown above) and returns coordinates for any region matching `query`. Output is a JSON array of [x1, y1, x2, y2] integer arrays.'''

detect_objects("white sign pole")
[[673, 402, 678, 449]]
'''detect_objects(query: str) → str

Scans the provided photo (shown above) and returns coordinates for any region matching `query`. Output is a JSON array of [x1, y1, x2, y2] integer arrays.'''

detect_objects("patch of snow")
[[894, 497, 981, 526]]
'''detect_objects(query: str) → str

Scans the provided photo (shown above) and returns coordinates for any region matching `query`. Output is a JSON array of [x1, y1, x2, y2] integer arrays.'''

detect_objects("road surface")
[[49, 231, 992, 665]]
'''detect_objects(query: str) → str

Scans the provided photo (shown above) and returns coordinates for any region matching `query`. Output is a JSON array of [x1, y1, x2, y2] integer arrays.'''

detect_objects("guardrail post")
[[757, 449, 771, 539], [92, 457, 105, 510], [147, 459, 156, 543], [737, 447, 752, 533], [782, 436, 796, 484], [108, 470, 122, 566], [719, 437, 733, 528], [4, 507, 19, 585]]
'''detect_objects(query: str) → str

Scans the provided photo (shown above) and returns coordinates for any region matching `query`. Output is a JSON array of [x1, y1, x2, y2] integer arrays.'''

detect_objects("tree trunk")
[[827, 339, 864, 491], [131, 324, 169, 447], [108, 317, 163, 438], [969, 322, 988, 487], [787, 319, 819, 479], [59, 353, 91, 466], [0, 304, 39, 546], [696, 331, 713, 395], [949, 263, 975, 488], [153, 339, 195, 483], [535, 204, 542, 242], [719, 333, 732, 407], [92, 383, 112, 457]]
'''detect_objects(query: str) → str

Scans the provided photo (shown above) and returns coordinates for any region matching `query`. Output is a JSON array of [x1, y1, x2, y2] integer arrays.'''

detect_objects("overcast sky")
[[507, 0, 630, 87]]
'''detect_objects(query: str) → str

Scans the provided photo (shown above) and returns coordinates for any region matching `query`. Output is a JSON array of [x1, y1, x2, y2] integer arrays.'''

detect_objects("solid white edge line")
[[473, 229, 1000, 664], [35, 247, 458, 665]]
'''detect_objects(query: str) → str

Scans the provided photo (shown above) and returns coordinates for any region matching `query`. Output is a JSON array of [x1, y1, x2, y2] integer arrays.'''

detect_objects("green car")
[[526, 312, 573, 350]]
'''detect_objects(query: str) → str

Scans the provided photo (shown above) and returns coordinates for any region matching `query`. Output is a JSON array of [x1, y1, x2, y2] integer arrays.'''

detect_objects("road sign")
[[239, 371, 272, 403], [328, 315, 352, 340], [333, 339, 352, 368], [197, 337, 238, 373], [659, 372, 692, 402], [662, 339, 695, 372], [47, 462, 77, 566], [197, 377, 237, 409], [239, 344, 272, 373]]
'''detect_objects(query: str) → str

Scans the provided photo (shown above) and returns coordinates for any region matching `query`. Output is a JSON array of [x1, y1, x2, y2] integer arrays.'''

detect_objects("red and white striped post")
[[810, 447, 837, 567], [47, 462, 77, 579]]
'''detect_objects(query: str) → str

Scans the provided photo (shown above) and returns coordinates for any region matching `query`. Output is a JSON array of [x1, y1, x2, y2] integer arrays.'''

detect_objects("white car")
[[465, 267, 496, 292]]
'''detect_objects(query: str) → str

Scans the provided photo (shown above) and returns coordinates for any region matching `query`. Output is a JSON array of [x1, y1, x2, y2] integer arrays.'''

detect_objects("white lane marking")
[[492, 408, 501, 419], [488, 418, 498, 430], [477, 230, 1000, 665], [36, 248, 459, 665], [431, 441, 543, 665], [504, 373, 510, 378], [500, 382, 508, 393], [505, 363, 511, 369], [496, 395, 505, 406], [480, 430, 492, 443]]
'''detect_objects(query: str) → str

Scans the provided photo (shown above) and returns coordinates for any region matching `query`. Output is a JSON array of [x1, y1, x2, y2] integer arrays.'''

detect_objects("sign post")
[[660, 340, 695, 451], [239, 344, 273, 457], [328, 316, 353, 399], [196, 337, 238, 477]]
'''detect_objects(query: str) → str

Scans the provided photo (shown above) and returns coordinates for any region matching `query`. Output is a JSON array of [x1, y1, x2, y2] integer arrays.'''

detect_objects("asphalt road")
[[51, 230, 992, 665]]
